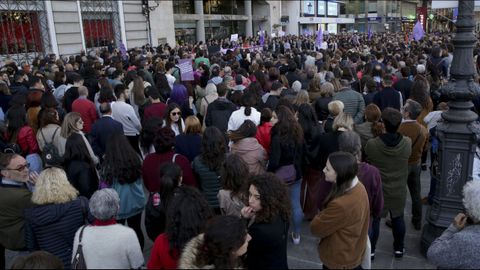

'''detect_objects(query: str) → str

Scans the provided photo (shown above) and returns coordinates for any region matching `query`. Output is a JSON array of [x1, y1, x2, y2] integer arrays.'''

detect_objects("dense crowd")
[[1, 31, 480, 269]]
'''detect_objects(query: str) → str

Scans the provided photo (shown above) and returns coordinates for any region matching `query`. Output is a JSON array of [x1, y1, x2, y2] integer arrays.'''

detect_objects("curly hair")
[[140, 117, 163, 153], [166, 186, 213, 256], [221, 153, 249, 198], [201, 127, 226, 171], [32, 167, 78, 205], [103, 133, 142, 185], [248, 173, 291, 223], [196, 216, 247, 268]]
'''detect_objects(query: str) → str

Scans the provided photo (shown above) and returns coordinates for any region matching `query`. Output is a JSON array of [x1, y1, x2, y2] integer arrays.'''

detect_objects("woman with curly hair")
[[147, 186, 213, 269], [192, 126, 226, 213], [229, 120, 267, 175], [241, 173, 291, 269], [179, 215, 251, 269], [102, 133, 145, 250], [267, 105, 304, 244], [218, 153, 249, 217]]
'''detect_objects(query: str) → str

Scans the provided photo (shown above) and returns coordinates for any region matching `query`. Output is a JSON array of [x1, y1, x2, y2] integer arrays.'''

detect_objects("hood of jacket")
[[211, 98, 235, 110], [179, 234, 214, 269], [232, 137, 264, 153], [26, 199, 79, 227]]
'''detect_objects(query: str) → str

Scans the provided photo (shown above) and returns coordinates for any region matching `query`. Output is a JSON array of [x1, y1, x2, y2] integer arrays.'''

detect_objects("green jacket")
[[365, 136, 411, 218], [192, 156, 221, 210], [0, 184, 33, 250]]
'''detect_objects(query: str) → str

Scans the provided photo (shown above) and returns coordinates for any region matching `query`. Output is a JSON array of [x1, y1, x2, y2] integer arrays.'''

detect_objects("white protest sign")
[[230, 34, 238, 42]]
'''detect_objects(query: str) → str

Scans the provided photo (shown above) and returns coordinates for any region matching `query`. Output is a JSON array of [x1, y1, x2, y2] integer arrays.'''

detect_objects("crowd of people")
[[1, 30, 480, 269]]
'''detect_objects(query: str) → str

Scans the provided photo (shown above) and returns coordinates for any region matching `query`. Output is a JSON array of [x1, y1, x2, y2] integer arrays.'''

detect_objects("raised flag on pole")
[[367, 25, 372, 40], [413, 20, 425, 41]]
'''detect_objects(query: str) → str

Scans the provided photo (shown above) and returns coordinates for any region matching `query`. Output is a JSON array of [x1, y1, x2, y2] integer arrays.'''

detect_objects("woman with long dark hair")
[[218, 153, 249, 217], [102, 133, 146, 250], [229, 120, 266, 175], [179, 215, 251, 269], [163, 103, 185, 136], [297, 103, 324, 220], [147, 186, 213, 269], [267, 105, 304, 244], [139, 116, 163, 159], [241, 173, 291, 269], [310, 152, 370, 270], [192, 126, 226, 213], [144, 162, 182, 241]]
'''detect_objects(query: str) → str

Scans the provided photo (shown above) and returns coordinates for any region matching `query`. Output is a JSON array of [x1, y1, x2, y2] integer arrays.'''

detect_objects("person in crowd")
[[354, 103, 385, 149], [262, 81, 283, 111], [71, 85, 98, 134], [200, 83, 218, 118], [36, 107, 66, 158], [333, 78, 365, 124], [204, 83, 237, 133], [26, 76, 45, 132], [24, 167, 89, 268], [365, 108, 411, 258], [6, 106, 42, 173], [267, 105, 304, 244], [310, 152, 370, 269], [139, 116, 163, 159], [63, 72, 83, 113], [174, 115, 202, 162], [218, 153, 249, 217], [10, 250, 63, 269], [148, 186, 213, 269], [179, 215, 251, 269], [228, 91, 261, 131], [297, 103, 324, 220], [338, 131, 384, 260], [0, 83, 11, 115], [229, 120, 267, 175], [72, 188, 144, 269], [192, 126, 226, 213], [393, 66, 413, 103], [102, 133, 146, 250], [361, 76, 379, 106], [129, 75, 150, 118], [373, 74, 403, 111], [255, 107, 274, 155], [323, 100, 344, 133], [398, 99, 429, 230], [427, 180, 480, 269], [164, 102, 185, 136], [111, 84, 142, 154], [90, 102, 124, 159], [169, 83, 194, 117], [313, 82, 334, 123], [143, 86, 167, 121], [0, 153, 35, 269], [143, 127, 196, 192], [241, 173, 290, 269], [144, 162, 182, 241]]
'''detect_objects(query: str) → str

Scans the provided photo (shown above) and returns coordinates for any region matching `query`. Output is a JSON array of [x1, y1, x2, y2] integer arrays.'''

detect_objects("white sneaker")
[[291, 232, 301, 245]]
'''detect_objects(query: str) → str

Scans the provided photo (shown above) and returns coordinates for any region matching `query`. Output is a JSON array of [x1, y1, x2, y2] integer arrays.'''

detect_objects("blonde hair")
[[333, 112, 354, 131], [293, 90, 310, 106], [61, 112, 82, 138], [31, 167, 78, 205], [328, 100, 344, 117]]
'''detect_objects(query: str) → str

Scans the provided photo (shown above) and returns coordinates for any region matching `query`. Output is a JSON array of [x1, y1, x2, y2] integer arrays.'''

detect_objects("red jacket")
[[142, 150, 197, 192], [147, 233, 179, 269], [15, 126, 40, 154], [255, 122, 272, 155], [143, 102, 167, 121], [72, 97, 98, 133]]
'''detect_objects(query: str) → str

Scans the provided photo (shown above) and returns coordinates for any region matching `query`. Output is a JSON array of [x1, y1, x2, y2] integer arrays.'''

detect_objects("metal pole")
[[420, 0, 480, 255], [364, 0, 368, 33]]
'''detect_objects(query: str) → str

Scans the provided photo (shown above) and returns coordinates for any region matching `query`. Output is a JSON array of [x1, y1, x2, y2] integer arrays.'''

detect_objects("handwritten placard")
[[178, 59, 194, 81]]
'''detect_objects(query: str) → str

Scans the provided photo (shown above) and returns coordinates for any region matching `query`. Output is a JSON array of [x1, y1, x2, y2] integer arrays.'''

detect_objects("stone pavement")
[[6, 168, 437, 269]]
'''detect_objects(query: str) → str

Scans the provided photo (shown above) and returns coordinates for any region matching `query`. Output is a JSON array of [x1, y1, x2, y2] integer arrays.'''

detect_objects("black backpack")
[[40, 127, 62, 166]]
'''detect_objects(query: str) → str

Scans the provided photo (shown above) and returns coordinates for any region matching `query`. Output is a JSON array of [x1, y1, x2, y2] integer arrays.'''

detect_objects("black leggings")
[[117, 213, 144, 251]]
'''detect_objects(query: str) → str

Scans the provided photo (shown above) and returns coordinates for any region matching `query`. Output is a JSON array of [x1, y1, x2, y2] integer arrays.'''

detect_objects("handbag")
[[71, 225, 87, 269], [275, 164, 296, 184]]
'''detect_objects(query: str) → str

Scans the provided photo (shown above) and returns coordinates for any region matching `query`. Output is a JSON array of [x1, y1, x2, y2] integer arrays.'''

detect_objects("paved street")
[[6, 168, 436, 269]]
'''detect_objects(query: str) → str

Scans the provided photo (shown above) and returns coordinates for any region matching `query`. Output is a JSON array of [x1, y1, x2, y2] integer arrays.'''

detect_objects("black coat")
[[204, 98, 236, 133], [394, 78, 413, 103], [313, 96, 332, 121], [373, 87, 402, 112], [246, 215, 289, 269], [65, 160, 98, 199], [267, 133, 303, 181], [24, 197, 89, 269], [175, 133, 202, 162]]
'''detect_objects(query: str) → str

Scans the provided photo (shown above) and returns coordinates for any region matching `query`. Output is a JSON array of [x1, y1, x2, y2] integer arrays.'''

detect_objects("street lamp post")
[[420, 0, 480, 255]]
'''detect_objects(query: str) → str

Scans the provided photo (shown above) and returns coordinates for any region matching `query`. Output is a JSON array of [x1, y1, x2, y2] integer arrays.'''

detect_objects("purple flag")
[[316, 27, 323, 47], [119, 43, 127, 60], [259, 26, 265, 46], [368, 25, 372, 40], [413, 20, 425, 41]]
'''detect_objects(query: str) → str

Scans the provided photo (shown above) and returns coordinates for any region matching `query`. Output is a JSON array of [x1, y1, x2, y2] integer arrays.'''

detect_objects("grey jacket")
[[427, 223, 480, 269]]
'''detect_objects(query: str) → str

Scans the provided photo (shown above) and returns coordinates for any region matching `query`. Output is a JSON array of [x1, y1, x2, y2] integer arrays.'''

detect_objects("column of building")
[[195, 0, 206, 43], [245, 0, 253, 38]]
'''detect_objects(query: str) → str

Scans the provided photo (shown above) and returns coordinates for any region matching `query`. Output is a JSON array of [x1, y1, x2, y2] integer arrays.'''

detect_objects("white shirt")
[[227, 106, 261, 131], [166, 73, 176, 90], [111, 101, 141, 136]]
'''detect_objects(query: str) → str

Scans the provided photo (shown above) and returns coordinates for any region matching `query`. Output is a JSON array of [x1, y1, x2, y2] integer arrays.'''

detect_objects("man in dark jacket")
[[9, 71, 28, 96], [374, 74, 402, 112], [393, 67, 413, 103], [205, 83, 236, 133], [90, 102, 124, 159], [0, 153, 34, 268]]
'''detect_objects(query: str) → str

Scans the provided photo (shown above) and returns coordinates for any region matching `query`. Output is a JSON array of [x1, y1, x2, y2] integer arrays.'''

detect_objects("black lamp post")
[[420, 0, 480, 255]]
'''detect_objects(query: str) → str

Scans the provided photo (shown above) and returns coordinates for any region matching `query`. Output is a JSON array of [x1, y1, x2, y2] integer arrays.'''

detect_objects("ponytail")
[[245, 106, 252, 116]]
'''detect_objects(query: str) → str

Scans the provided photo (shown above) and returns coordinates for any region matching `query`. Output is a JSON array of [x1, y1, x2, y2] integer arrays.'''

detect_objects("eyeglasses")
[[171, 111, 181, 116], [3, 163, 30, 172]]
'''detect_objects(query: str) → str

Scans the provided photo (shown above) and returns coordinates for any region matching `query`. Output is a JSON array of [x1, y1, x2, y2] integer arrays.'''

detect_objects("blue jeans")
[[289, 180, 303, 234], [391, 213, 406, 251], [369, 217, 381, 254]]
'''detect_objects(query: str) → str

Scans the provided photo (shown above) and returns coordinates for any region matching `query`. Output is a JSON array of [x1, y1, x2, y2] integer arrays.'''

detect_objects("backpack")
[[40, 127, 62, 166]]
